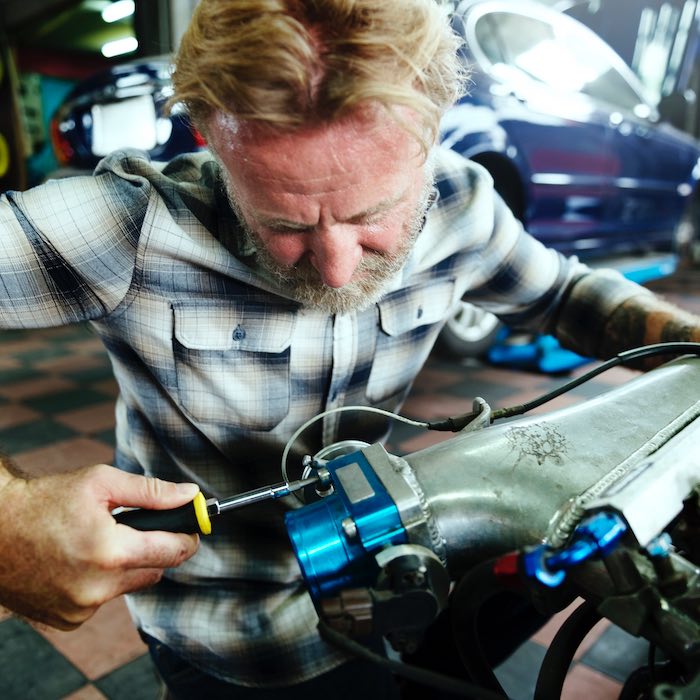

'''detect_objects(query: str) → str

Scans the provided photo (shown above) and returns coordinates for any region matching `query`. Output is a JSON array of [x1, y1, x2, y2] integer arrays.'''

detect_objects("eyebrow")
[[255, 187, 410, 230]]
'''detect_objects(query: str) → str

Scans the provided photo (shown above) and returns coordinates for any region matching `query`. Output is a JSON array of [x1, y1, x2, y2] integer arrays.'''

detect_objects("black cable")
[[317, 619, 507, 700], [449, 559, 511, 697], [428, 343, 700, 431], [493, 343, 700, 421], [533, 599, 601, 700], [618, 665, 657, 700]]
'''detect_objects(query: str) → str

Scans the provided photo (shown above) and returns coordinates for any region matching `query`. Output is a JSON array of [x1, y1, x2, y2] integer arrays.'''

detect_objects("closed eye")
[[347, 211, 388, 227], [257, 189, 406, 233], [263, 222, 316, 234]]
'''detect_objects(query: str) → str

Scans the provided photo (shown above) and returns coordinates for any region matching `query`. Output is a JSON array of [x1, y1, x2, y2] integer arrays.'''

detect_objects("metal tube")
[[380, 357, 700, 579]]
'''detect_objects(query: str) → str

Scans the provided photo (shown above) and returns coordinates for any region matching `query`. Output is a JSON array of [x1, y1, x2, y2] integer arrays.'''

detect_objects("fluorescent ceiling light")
[[101, 36, 139, 57], [102, 0, 135, 23]]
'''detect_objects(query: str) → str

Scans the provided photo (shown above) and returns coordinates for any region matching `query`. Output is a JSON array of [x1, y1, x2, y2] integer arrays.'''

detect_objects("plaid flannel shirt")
[[0, 146, 647, 687]]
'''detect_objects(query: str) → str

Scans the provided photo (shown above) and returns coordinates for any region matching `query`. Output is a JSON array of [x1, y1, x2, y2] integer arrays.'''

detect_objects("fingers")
[[51, 538, 198, 626], [0, 465, 202, 633], [22, 607, 95, 632], [24, 567, 168, 630], [118, 567, 166, 595], [96, 466, 200, 511], [117, 528, 200, 570]]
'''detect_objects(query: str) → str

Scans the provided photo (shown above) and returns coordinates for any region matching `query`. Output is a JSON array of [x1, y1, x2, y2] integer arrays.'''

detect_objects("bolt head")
[[341, 517, 357, 539]]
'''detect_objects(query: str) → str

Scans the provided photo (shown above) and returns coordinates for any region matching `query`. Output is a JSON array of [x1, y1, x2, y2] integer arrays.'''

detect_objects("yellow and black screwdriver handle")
[[114, 492, 212, 535], [113, 477, 319, 535]]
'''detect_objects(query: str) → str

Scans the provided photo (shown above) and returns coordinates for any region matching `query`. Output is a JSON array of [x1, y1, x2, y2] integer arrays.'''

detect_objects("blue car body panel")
[[443, 0, 700, 259]]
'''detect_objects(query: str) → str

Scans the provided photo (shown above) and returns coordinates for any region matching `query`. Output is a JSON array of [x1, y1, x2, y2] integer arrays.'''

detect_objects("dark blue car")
[[49, 0, 700, 360], [437, 0, 700, 358], [50, 59, 204, 174]]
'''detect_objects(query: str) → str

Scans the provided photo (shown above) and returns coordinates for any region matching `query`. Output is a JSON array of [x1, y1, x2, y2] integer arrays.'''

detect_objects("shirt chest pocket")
[[172, 301, 296, 431], [367, 279, 456, 404]]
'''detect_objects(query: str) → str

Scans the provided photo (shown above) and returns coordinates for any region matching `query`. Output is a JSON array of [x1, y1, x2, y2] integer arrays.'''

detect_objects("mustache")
[[221, 167, 435, 314]]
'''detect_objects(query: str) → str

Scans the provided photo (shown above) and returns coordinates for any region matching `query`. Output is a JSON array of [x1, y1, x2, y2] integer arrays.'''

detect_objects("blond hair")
[[172, 0, 467, 152]]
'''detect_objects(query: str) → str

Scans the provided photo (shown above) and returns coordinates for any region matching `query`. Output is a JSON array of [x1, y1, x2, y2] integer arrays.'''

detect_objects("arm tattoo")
[[598, 295, 700, 361]]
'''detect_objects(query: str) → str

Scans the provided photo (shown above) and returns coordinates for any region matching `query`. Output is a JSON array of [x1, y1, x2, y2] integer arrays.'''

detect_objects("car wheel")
[[436, 302, 502, 359]]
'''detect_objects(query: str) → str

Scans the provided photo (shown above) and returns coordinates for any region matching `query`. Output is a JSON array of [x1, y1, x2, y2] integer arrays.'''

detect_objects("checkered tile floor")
[[0, 268, 698, 699]]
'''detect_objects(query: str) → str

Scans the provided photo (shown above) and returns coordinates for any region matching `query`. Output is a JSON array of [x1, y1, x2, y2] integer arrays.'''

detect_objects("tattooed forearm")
[[597, 294, 700, 361]]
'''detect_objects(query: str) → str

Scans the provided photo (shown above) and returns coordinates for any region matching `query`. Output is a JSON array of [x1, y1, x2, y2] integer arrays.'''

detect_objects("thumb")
[[107, 471, 200, 511]]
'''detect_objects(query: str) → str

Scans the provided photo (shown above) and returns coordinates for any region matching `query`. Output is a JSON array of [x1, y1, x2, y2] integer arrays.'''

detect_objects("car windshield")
[[473, 10, 647, 113]]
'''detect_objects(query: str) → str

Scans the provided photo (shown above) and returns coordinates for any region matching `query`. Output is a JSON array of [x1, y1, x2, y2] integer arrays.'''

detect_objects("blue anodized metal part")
[[285, 449, 407, 602], [523, 511, 628, 588]]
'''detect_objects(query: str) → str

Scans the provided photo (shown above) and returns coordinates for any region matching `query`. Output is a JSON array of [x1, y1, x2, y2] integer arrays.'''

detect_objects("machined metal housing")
[[368, 356, 700, 579]]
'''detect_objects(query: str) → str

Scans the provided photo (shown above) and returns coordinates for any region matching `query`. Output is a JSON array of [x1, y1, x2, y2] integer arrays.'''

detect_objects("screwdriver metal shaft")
[[206, 476, 319, 516]]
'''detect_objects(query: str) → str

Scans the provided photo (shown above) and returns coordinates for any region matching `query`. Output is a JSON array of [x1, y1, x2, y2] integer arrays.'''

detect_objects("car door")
[[550, 0, 700, 253], [457, 2, 619, 253], [600, 105, 699, 253]]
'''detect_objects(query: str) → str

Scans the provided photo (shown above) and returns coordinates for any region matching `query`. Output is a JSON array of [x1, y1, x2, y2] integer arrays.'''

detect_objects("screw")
[[341, 517, 357, 539]]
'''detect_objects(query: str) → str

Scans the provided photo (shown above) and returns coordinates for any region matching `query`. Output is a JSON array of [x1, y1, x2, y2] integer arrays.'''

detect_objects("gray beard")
[[225, 176, 434, 315]]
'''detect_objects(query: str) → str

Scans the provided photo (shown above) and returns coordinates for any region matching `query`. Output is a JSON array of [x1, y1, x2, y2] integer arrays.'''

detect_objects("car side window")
[[475, 12, 553, 69], [473, 10, 646, 114]]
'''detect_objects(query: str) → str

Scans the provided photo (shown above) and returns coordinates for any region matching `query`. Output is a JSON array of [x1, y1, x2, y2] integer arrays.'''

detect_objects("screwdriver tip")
[[287, 476, 320, 492]]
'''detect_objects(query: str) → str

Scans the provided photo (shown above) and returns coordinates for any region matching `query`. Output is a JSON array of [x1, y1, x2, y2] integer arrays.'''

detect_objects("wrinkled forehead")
[[206, 106, 425, 190]]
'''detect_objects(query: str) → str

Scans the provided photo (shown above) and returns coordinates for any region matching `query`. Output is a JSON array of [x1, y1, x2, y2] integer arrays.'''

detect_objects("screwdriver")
[[113, 476, 320, 535]]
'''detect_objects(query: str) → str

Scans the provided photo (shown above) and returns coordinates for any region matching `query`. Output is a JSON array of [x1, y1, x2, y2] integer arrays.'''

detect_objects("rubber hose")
[[533, 598, 601, 700], [450, 558, 511, 696]]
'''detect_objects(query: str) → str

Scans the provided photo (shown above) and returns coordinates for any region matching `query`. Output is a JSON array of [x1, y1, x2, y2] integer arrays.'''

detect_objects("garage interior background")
[[2, 0, 700, 189], [0, 0, 197, 190], [0, 1, 700, 699]]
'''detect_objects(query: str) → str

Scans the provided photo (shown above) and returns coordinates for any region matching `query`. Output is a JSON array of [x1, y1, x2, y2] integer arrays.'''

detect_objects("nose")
[[308, 226, 363, 288]]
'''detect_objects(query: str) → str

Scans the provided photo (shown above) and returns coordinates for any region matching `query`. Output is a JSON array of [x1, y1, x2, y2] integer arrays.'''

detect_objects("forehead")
[[207, 108, 424, 197]]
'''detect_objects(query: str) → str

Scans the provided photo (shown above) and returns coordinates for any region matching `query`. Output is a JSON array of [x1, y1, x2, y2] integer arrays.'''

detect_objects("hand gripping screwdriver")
[[113, 477, 319, 535]]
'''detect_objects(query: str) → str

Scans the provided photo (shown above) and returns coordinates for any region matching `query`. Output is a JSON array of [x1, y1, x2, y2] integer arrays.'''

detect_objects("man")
[[0, 0, 698, 698]]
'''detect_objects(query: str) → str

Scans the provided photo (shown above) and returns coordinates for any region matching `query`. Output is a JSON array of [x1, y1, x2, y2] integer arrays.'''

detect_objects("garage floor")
[[0, 267, 697, 700]]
